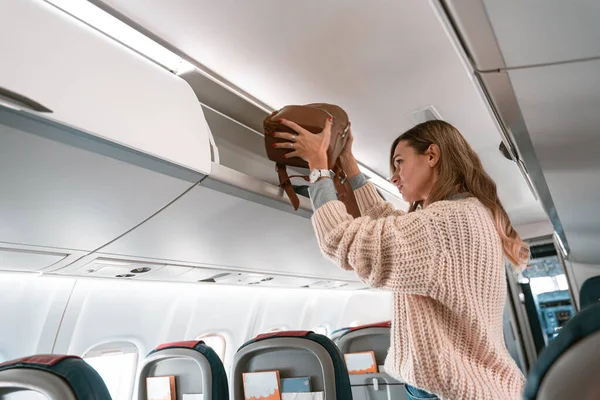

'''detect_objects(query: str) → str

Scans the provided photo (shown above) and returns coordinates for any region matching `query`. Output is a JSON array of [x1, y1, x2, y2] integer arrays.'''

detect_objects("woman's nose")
[[391, 173, 400, 186]]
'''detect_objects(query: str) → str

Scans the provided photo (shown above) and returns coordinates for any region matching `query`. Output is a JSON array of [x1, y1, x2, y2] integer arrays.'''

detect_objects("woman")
[[272, 118, 528, 399]]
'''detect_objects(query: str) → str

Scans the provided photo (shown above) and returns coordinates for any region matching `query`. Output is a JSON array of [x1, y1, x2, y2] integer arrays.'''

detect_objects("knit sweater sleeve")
[[311, 200, 440, 294], [354, 182, 407, 219]]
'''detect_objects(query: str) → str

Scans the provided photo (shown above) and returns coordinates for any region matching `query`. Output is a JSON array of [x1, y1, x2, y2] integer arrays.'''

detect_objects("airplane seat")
[[136, 340, 228, 400], [579, 275, 600, 310], [231, 330, 352, 399], [0, 354, 111, 400], [524, 301, 600, 399], [335, 321, 407, 400]]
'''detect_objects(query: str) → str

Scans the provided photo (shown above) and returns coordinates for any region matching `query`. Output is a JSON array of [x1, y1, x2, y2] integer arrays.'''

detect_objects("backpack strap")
[[277, 162, 361, 218], [332, 160, 361, 218], [276, 163, 301, 211]]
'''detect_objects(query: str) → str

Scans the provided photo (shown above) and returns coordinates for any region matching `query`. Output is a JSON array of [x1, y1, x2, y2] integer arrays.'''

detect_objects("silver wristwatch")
[[309, 169, 331, 184]]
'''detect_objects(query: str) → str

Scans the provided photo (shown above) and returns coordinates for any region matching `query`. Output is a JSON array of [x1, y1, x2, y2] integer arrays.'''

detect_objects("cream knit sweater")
[[311, 182, 525, 400]]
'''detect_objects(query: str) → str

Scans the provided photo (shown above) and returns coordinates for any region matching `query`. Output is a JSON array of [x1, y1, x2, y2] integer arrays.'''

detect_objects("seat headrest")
[[253, 330, 312, 341], [153, 340, 205, 352], [524, 302, 600, 399], [0, 354, 111, 400], [0, 355, 80, 368], [348, 321, 391, 332], [580, 276, 600, 310]]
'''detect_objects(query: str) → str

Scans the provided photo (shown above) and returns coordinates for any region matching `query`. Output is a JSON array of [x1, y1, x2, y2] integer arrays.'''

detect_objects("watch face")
[[309, 170, 319, 182]]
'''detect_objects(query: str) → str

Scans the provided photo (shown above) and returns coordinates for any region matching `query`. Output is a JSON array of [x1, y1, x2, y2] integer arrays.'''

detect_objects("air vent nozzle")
[[130, 267, 151, 274]]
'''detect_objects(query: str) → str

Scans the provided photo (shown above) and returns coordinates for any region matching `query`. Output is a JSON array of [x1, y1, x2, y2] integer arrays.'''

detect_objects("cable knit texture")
[[311, 182, 525, 400]]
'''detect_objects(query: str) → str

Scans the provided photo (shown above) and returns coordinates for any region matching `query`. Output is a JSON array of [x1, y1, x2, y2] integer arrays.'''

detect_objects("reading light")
[[43, 0, 194, 74]]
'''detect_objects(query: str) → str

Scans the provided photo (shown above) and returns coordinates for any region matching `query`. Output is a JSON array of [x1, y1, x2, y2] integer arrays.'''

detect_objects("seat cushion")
[[0, 355, 111, 400], [524, 302, 600, 399]]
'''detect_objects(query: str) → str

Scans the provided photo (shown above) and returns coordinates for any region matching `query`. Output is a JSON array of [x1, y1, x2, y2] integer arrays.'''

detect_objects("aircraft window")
[[196, 333, 226, 361], [349, 320, 361, 327], [313, 325, 330, 336], [83, 342, 138, 400]]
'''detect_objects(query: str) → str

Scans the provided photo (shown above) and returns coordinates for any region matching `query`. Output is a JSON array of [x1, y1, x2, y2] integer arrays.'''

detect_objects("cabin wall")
[[0, 272, 392, 373]]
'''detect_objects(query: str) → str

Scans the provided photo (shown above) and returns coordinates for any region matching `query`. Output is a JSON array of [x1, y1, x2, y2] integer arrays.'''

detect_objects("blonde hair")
[[390, 120, 529, 267]]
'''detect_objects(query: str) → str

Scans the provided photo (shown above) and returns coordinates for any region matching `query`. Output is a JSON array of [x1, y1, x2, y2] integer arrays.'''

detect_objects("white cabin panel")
[[0, 274, 75, 361], [0, 108, 200, 251], [99, 184, 359, 281]]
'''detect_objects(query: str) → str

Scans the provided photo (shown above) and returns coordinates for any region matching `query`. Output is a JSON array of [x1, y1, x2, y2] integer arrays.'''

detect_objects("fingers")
[[323, 117, 333, 136], [283, 150, 299, 159], [272, 141, 296, 149], [279, 118, 309, 135], [271, 131, 298, 141]]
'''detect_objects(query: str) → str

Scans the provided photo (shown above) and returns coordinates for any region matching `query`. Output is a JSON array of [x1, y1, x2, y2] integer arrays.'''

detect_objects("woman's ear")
[[427, 144, 441, 167]]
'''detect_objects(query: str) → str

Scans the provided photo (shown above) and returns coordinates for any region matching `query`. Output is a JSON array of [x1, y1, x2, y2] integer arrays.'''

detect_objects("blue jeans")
[[405, 384, 438, 400]]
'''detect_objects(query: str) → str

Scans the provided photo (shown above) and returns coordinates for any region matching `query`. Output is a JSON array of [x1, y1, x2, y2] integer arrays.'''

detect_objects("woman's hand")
[[271, 117, 332, 169]]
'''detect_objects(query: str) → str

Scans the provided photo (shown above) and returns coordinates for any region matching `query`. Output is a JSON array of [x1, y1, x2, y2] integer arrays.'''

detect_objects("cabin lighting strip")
[[43, 0, 194, 74]]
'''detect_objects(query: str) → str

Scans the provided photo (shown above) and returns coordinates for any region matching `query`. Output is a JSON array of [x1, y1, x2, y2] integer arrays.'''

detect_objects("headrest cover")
[[349, 321, 391, 332], [155, 340, 205, 352], [0, 355, 79, 368], [254, 330, 312, 341]]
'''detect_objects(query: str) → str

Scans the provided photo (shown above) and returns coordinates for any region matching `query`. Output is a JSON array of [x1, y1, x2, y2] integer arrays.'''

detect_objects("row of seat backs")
[[0, 333, 347, 400], [9, 286, 600, 400], [0, 341, 228, 400]]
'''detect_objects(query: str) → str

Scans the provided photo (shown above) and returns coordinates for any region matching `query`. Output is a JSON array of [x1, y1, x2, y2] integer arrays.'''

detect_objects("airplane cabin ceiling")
[[481, 0, 600, 69], [94, 0, 548, 228]]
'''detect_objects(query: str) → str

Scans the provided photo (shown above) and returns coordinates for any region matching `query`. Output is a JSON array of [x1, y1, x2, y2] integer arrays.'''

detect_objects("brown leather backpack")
[[263, 103, 361, 217]]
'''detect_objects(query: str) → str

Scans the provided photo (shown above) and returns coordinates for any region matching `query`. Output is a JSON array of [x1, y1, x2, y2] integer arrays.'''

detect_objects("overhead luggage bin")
[[0, 0, 212, 175], [0, 0, 211, 254]]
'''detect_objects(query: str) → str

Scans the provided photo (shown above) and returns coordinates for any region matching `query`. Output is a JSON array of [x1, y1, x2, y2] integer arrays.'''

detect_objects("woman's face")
[[390, 140, 438, 203]]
